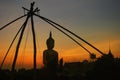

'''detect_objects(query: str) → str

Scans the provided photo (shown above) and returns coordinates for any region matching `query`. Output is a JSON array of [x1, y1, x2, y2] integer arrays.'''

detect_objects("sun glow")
[[1, 37, 119, 70], [0, 1, 120, 70]]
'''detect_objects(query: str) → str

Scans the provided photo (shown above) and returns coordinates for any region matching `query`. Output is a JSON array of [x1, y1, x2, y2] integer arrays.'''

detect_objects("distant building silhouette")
[[107, 47, 114, 59]]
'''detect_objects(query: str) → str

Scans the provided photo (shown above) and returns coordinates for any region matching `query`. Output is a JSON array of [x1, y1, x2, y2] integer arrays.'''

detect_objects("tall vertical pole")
[[31, 5, 37, 71], [30, 2, 37, 79], [30, 2, 37, 71]]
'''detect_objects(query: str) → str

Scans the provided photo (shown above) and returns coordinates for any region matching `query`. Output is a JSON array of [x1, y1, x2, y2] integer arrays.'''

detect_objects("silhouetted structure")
[[0, 2, 120, 80], [42, 32, 58, 80], [59, 58, 63, 69], [43, 32, 58, 70], [87, 50, 120, 80]]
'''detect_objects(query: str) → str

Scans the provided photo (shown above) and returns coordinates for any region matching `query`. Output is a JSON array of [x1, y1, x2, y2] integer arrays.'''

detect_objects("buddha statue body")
[[43, 32, 58, 70]]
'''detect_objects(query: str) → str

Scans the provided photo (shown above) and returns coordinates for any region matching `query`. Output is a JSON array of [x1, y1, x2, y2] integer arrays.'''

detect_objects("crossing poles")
[[0, 2, 105, 72]]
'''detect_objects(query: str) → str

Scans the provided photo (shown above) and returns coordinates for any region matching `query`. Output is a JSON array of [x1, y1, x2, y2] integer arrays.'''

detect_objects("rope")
[[5, 46, 15, 70], [0, 15, 27, 30], [41, 18, 92, 55], [12, 14, 30, 71], [35, 14, 105, 56], [20, 24, 30, 68], [0, 24, 24, 69]]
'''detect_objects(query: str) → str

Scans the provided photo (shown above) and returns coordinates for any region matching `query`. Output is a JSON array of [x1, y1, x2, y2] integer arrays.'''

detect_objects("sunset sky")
[[0, 0, 120, 69]]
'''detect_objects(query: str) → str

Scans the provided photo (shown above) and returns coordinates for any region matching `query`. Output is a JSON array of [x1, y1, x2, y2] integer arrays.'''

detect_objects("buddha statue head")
[[46, 32, 55, 50]]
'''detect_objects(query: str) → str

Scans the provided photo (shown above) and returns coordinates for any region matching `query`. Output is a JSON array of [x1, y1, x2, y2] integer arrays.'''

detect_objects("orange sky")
[[0, 35, 120, 70], [0, 17, 120, 70], [0, 0, 120, 70]]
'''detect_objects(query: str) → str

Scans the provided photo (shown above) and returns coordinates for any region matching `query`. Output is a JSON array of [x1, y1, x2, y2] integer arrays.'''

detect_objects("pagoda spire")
[[108, 41, 112, 54], [107, 41, 114, 58]]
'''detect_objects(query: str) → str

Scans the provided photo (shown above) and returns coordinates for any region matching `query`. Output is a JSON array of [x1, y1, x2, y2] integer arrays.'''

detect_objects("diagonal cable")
[[0, 14, 27, 30], [12, 15, 30, 71], [0, 24, 24, 69], [20, 25, 30, 68], [35, 14, 105, 56], [40, 16, 92, 55]]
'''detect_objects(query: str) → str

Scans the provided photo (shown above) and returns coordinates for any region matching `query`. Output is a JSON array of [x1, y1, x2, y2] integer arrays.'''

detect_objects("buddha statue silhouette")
[[43, 32, 58, 71]]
